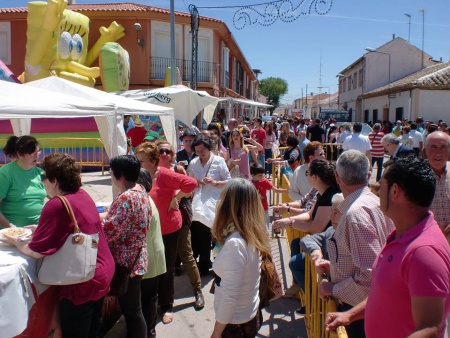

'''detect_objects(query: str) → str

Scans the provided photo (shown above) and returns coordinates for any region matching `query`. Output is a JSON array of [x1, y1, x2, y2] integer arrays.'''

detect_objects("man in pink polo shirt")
[[325, 156, 450, 337]]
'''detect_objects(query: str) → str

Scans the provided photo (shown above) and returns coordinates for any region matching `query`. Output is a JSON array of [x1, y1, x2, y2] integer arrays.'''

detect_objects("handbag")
[[227, 157, 241, 178], [38, 196, 99, 285], [260, 252, 284, 301], [109, 247, 142, 297]]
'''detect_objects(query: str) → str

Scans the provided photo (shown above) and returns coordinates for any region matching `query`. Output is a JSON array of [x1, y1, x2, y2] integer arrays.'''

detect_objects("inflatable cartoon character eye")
[[70, 34, 84, 61], [58, 31, 73, 60]]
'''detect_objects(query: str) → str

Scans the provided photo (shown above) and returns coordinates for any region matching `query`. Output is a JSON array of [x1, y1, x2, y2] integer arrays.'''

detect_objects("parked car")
[[335, 122, 373, 136]]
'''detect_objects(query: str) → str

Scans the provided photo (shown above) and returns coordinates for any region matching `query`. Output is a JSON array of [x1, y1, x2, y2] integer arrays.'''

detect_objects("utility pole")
[[404, 13, 411, 43], [419, 9, 425, 69]]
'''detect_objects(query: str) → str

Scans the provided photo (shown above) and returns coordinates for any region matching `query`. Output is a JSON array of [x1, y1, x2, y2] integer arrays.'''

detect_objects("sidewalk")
[[81, 172, 308, 338]]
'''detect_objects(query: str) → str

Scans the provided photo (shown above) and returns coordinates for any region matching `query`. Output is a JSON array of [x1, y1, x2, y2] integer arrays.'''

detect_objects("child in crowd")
[[249, 163, 288, 232]]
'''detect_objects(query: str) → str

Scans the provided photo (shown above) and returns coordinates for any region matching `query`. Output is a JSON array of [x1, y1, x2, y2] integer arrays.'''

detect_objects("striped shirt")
[[429, 162, 450, 230], [368, 131, 385, 157], [328, 187, 394, 306]]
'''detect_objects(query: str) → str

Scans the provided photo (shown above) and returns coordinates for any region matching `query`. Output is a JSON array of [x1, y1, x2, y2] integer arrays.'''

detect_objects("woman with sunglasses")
[[0, 135, 46, 228], [3, 153, 114, 337], [135, 142, 197, 325]]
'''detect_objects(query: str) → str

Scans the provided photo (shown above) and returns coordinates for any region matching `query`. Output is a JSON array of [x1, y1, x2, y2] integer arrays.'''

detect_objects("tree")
[[258, 77, 288, 112]]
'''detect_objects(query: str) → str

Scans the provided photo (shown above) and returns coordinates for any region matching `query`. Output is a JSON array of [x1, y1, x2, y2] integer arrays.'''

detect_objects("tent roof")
[[0, 79, 115, 117]]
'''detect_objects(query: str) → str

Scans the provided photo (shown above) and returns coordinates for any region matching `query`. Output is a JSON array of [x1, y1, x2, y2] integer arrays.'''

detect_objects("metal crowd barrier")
[[269, 165, 347, 338], [0, 137, 107, 174]]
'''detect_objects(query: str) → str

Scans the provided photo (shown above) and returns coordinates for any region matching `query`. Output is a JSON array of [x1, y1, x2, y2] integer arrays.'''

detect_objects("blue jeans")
[[289, 238, 306, 290], [264, 149, 272, 175], [289, 252, 306, 290], [257, 153, 265, 169]]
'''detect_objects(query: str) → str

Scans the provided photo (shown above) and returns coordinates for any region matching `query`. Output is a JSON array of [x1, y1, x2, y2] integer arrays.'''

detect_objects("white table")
[[0, 243, 48, 337]]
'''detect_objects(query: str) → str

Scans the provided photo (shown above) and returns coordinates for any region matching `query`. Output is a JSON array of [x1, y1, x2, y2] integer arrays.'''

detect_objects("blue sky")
[[3, 0, 450, 103]]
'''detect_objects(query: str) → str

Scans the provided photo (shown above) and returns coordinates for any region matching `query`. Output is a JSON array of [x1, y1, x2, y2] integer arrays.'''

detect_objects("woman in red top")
[[3, 154, 115, 338], [135, 141, 197, 325]]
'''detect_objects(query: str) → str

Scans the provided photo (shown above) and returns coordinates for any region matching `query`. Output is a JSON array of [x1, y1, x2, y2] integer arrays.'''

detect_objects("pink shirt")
[[149, 166, 197, 235], [365, 212, 450, 337]]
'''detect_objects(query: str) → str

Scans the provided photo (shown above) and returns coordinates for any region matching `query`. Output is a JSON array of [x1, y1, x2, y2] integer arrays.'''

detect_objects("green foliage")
[[258, 77, 288, 111]]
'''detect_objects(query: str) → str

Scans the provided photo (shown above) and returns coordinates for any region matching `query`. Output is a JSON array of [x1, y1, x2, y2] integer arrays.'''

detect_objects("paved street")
[[81, 171, 308, 338]]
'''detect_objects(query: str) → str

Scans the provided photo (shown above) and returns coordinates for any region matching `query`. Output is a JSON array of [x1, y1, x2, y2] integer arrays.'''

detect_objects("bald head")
[[228, 118, 238, 131], [425, 131, 450, 174]]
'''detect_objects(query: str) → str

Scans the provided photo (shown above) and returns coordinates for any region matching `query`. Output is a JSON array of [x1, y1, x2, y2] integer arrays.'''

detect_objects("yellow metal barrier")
[[0, 137, 107, 174], [302, 255, 348, 338]]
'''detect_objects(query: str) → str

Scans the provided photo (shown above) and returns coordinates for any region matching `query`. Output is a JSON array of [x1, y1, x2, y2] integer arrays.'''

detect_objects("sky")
[[3, 0, 450, 104]]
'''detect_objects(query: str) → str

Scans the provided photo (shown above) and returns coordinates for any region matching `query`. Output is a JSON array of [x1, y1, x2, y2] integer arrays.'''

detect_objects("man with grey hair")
[[316, 150, 394, 338], [381, 133, 414, 159], [426, 131, 450, 243]]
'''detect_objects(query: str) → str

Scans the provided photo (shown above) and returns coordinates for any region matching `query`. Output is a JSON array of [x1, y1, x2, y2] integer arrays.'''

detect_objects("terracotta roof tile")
[[364, 61, 450, 98], [0, 2, 221, 22]]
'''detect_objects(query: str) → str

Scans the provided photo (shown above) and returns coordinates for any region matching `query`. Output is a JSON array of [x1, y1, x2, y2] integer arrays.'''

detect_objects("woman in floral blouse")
[[103, 155, 152, 337]]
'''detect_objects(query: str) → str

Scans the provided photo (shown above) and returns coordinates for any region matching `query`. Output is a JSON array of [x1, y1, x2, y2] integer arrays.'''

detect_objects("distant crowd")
[[0, 110, 449, 338]]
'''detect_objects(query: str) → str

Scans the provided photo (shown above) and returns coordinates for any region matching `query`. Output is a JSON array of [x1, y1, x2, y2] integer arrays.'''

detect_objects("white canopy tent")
[[0, 80, 127, 156], [25, 77, 177, 154], [116, 85, 220, 126]]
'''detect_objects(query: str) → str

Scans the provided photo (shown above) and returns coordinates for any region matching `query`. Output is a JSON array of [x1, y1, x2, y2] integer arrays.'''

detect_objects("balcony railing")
[[150, 57, 218, 84]]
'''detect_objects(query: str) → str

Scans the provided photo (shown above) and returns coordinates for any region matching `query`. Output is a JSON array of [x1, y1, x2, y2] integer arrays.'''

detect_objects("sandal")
[[162, 312, 174, 324]]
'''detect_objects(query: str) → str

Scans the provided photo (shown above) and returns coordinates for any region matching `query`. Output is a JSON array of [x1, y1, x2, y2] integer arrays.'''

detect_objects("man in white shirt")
[[409, 122, 423, 157], [342, 123, 372, 165]]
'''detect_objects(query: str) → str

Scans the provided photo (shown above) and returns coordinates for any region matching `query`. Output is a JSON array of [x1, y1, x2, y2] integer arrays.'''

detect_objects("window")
[[222, 44, 229, 88], [0, 22, 11, 65], [395, 107, 404, 122], [339, 79, 342, 94], [373, 109, 378, 123], [358, 69, 363, 87], [353, 72, 357, 89], [364, 110, 369, 123], [347, 77, 351, 91], [342, 78, 346, 93]]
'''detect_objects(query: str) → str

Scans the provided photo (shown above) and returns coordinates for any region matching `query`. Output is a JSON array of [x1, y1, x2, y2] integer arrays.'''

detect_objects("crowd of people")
[[0, 111, 449, 338]]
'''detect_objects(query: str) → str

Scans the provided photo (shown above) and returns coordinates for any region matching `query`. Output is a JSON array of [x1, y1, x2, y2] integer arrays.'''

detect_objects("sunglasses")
[[159, 148, 172, 155]]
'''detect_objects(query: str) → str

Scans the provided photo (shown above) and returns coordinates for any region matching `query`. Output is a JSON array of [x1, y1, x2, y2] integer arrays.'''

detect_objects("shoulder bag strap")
[[56, 195, 80, 234], [370, 132, 379, 146]]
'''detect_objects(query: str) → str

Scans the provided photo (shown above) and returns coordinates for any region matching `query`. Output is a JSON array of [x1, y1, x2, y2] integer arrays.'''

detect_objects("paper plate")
[[0, 227, 32, 239]]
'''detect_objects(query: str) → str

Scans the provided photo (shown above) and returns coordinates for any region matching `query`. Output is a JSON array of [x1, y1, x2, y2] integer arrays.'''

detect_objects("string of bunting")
[[193, 0, 333, 30]]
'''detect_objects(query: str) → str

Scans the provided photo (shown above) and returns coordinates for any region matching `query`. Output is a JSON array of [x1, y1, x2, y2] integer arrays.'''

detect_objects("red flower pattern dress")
[[103, 189, 151, 277]]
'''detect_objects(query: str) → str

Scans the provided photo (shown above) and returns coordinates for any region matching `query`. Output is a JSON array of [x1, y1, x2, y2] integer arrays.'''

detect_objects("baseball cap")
[[179, 129, 197, 141]]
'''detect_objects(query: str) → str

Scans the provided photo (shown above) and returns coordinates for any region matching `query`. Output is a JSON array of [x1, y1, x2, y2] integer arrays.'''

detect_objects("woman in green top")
[[0, 136, 46, 228]]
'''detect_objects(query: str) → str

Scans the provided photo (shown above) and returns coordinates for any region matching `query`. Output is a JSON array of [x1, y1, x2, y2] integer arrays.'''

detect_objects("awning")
[[219, 97, 273, 108]]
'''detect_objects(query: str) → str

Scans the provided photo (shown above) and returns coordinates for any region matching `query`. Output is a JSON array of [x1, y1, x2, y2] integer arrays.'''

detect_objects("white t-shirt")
[[289, 164, 312, 201], [213, 231, 260, 324], [409, 130, 423, 148], [342, 133, 372, 154]]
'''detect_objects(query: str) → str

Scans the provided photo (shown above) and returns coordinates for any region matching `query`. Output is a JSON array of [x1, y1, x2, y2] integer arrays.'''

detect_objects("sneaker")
[[282, 284, 303, 298]]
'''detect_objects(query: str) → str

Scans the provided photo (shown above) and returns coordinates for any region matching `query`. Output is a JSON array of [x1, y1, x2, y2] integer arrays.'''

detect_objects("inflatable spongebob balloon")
[[24, 0, 125, 87]]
